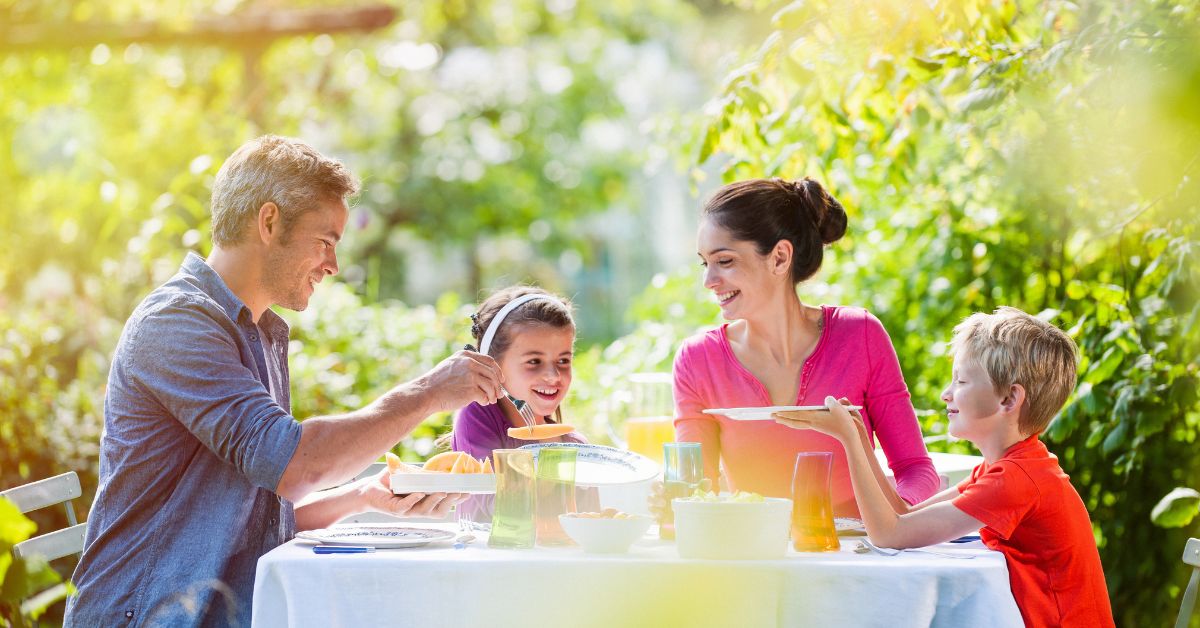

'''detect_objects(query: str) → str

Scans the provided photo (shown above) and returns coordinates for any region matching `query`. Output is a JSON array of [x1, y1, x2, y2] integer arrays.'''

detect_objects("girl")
[[451, 285, 588, 457], [672, 177, 939, 515]]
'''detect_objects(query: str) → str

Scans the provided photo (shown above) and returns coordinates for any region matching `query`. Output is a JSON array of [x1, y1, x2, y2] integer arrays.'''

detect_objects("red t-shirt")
[[953, 436, 1114, 628]]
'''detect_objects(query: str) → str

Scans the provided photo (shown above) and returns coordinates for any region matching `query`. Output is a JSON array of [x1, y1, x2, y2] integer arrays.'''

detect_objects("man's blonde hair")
[[949, 307, 1079, 436], [210, 135, 360, 246]]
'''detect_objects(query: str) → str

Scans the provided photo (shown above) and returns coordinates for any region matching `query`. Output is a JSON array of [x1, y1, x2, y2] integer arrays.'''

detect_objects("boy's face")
[[941, 353, 1006, 441]]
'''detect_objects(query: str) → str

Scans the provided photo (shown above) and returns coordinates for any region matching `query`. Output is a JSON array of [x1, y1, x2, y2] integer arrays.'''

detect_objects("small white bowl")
[[672, 497, 793, 560], [558, 514, 653, 554]]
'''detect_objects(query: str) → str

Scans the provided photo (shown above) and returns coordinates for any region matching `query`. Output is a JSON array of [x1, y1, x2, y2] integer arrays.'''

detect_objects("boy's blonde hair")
[[949, 307, 1078, 436]]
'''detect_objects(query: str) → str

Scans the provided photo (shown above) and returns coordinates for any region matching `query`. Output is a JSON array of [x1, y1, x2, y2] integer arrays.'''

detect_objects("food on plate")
[[681, 490, 765, 503], [399, 451, 494, 474], [564, 507, 637, 520], [507, 424, 576, 440], [385, 452, 421, 474]]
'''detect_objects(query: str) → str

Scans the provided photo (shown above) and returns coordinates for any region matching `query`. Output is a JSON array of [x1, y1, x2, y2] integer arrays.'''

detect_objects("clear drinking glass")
[[534, 448, 578, 547], [791, 452, 840, 552], [659, 442, 703, 540], [488, 449, 536, 549]]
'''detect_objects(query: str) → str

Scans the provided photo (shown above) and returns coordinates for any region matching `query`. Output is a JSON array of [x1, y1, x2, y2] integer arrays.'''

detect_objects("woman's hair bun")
[[785, 177, 847, 245]]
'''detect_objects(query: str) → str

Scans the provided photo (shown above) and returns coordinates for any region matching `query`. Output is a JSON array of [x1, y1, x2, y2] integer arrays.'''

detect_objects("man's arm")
[[293, 470, 461, 530], [275, 350, 502, 502]]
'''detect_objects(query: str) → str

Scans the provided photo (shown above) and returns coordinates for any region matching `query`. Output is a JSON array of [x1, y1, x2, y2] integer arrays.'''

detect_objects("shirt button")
[[125, 610, 134, 618], [249, 334, 259, 342]]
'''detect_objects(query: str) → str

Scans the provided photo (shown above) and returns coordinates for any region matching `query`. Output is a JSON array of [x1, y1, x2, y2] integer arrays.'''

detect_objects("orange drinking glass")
[[534, 448, 578, 547], [624, 416, 676, 461], [790, 452, 839, 552]]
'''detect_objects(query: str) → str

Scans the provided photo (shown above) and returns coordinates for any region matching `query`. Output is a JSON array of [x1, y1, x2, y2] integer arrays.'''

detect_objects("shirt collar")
[[179, 252, 289, 336]]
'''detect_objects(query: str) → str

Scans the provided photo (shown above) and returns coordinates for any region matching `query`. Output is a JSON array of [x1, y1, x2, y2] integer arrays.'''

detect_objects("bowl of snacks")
[[558, 508, 653, 554], [672, 491, 792, 560]]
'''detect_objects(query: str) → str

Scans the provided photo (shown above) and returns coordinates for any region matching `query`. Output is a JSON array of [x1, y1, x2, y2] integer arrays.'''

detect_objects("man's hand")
[[361, 468, 468, 518], [773, 396, 862, 443], [419, 349, 504, 414]]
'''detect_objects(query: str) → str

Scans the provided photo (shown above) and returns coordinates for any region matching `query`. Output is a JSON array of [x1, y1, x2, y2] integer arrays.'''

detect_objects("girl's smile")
[[498, 323, 575, 418]]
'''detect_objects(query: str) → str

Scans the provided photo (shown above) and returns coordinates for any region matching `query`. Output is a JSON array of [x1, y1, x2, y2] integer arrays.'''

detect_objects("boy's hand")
[[774, 396, 862, 443]]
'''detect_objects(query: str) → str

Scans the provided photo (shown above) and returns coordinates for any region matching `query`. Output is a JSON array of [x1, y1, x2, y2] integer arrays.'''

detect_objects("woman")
[[672, 177, 938, 515]]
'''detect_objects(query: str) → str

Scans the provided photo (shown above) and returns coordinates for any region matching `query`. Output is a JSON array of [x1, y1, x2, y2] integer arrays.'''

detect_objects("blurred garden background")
[[1, 0, 1198, 624]]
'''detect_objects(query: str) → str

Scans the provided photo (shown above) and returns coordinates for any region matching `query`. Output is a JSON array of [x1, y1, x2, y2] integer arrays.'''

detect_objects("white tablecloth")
[[253, 524, 1021, 628]]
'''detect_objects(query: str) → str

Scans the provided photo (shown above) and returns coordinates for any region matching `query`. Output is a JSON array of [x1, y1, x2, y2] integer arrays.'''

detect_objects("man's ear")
[[256, 202, 282, 244], [1001, 383, 1026, 416], [770, 239, 793, 277]]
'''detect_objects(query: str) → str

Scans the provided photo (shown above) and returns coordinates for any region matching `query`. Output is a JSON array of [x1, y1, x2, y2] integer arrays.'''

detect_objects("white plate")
[[518, 443, 659, 487], [296, 524, 456, 548], [390, 472, 496, 494], [703, 405, 863, 421]]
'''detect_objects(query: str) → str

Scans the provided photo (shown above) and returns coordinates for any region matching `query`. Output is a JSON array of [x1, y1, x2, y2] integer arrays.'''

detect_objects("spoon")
[[856, 537, 975, 559]]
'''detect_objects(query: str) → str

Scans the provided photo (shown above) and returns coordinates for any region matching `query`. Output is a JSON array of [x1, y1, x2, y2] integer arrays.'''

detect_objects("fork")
[[463, 344, 537, 429], [503, 387, 538, 428], [856, 537, 976, 560]]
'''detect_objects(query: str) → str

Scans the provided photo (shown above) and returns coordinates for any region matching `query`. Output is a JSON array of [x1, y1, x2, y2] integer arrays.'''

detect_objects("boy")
[[776, 307, 1114, 627]]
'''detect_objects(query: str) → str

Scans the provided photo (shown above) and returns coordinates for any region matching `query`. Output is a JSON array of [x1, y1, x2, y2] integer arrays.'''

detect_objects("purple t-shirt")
[[451, 402, 596, 521], [450, 401, 588, 457]]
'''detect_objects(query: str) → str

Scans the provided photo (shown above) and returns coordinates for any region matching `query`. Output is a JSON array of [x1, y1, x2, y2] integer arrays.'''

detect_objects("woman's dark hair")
[[470, 285, 574, 360], [702, 177, 847, 284]]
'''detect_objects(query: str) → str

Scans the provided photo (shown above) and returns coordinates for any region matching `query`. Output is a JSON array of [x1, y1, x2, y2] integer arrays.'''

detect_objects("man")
[[65, 136, 503, 626]]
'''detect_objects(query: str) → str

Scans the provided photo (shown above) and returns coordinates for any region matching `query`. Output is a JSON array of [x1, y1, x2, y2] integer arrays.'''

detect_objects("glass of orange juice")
[[625, 416, 676, 461]]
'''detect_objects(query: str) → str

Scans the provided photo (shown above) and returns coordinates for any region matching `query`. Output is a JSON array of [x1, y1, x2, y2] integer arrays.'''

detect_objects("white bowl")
[[558, 514, 653, 554], [672, 497, 793, 560]]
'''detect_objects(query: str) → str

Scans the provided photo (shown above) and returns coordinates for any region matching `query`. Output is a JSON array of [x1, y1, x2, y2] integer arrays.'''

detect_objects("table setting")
[[252, 441, 1022, 627]]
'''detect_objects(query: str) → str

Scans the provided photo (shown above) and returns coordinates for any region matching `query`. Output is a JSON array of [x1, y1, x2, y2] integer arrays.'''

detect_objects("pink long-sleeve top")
[[672, 305, 939, 516]]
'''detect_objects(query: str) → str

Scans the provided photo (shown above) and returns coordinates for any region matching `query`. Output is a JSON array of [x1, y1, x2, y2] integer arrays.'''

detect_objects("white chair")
[[1, 471, 88, 561], [1176, 537, 1200, 628]]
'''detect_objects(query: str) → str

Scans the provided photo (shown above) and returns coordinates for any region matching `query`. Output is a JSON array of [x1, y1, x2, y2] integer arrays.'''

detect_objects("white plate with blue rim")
[[703, 405, 862, 421], [518, 443, 659, 487], [296, 524, 456, 549]]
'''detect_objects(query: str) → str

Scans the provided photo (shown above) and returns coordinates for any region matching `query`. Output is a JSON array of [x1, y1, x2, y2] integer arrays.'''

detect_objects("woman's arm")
[[861, 314, 940, 504], [673, 347, 722, 485]]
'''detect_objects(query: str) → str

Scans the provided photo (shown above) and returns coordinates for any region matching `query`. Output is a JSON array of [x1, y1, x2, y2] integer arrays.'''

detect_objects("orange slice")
[[450, 452, 482, 474], [385, 452, 403, 474], [507, 424, 576, 440], [423, 451, 464, 473], [480, 457, 494, 474], [385, 452, 424, 474]]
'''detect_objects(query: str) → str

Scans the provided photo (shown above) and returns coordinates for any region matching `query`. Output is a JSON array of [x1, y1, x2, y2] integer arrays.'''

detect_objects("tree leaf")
[[957, 87, 1008, 113], [1102, 420, 1128, 456], [1150, 488, 1200, 528]]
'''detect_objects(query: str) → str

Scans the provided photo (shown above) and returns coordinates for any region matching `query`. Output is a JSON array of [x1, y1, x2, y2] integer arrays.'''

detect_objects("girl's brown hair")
[[470, 286, 574, 360]]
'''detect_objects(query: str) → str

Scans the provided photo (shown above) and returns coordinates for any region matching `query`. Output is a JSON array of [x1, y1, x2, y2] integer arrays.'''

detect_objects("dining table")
[[251, 522, 1023, 628]]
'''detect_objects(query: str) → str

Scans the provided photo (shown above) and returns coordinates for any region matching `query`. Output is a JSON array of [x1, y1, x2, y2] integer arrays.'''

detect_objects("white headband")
[[479, 294, 557, 356]]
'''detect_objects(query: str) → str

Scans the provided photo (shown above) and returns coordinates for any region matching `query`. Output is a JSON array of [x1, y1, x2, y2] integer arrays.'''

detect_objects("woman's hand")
[[361, 468, 468, 518], [774, 396, 863, 444]]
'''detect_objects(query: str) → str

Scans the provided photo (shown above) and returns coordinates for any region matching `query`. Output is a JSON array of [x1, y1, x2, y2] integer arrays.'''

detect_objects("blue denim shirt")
[[66, 253, 303, 627]]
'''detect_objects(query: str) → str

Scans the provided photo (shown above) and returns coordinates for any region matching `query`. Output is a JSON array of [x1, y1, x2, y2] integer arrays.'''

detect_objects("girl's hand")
[[362, 468, 469, 518], [647, 477, 712, 520], [773, 396, 862, 443]]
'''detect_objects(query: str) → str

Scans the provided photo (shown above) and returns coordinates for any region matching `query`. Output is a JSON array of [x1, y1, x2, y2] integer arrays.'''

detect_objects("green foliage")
[[0, 498, 74, 627], [281, 283, 474, 460], [1153, 488, 1200, 529], [690, 0, 1200, 622], [565, 268, 718, 442]]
